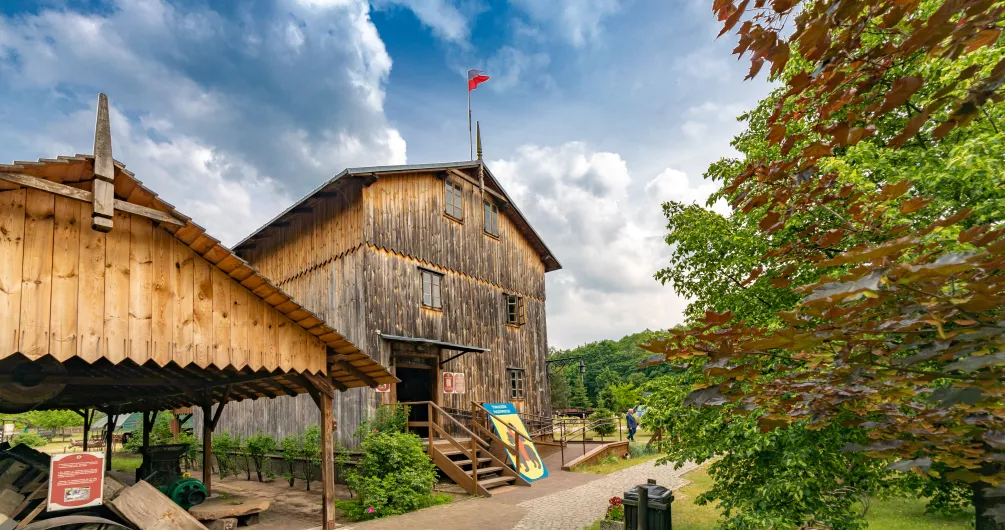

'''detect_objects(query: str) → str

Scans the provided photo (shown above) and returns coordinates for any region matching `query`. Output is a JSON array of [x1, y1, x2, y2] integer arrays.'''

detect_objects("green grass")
[[585, 465, 974, 530], [574, 453, 663, 475], [110, 453, 143, 473]]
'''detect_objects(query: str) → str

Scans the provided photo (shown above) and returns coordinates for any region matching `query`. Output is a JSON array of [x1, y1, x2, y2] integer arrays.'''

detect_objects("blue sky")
[[0, 0, 772, 348]]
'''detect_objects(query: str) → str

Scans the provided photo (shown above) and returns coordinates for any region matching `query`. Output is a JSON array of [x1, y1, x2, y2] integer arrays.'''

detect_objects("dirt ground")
[[194, 471, 469, 530]]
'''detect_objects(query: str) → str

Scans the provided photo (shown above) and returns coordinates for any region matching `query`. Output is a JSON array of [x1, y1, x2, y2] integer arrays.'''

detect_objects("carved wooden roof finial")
[[91, 93, 115, 232]]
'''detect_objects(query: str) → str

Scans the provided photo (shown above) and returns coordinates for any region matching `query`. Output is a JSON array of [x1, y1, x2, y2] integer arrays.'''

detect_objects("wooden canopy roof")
[[0, 154, 396, 413], [234, 161, 562, 272]]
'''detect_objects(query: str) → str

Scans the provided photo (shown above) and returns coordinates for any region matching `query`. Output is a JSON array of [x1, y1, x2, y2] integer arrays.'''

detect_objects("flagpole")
[[468, 85, 473, 160]]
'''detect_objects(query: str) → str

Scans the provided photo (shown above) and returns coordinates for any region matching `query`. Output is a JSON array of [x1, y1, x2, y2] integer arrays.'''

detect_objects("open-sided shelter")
[[0, 95, 394, 529]]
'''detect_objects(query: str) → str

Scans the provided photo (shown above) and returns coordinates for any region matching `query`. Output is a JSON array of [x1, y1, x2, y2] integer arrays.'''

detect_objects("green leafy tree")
[[302, 425, 322, 490], [245, 432, 278, 482], [549, 374, 571, 410], [606, 383, 641, 412], [569, 376, 591, 410], [211, 432, 242, 480], [281, 432, 305, 488], [643, 0, 1005, 528]]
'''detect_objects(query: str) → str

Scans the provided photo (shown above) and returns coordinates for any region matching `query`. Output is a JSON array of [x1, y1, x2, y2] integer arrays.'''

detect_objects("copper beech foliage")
[[644, 0, 1005, 483]]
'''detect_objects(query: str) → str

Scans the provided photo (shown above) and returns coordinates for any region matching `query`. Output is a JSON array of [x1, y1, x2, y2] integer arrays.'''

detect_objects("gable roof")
[[234, 161, 562, 272], [0, 154, 396, 390]]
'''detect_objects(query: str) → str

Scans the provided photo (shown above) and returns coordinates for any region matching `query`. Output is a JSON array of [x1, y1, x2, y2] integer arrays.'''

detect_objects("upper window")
[[506, 294, 525, 326], [508, 368, 525, 400], [444, 181, 463, 220], [483, 201, 499, 237], [421, 269, 442, 309]]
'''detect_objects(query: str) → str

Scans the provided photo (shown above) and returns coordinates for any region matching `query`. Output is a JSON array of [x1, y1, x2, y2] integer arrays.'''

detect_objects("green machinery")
[[138, 444, 207, 509]]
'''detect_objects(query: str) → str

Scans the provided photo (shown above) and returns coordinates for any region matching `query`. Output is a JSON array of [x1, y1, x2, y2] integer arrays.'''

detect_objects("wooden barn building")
[[205, 135, 562, 445]]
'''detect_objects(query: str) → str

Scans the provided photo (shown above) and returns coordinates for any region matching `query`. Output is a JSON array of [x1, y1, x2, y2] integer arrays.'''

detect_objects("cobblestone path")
[[511, 459, 699, 530]]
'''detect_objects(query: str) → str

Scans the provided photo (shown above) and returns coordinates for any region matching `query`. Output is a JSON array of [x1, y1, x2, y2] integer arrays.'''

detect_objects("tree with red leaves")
[[644, 0, 1005, 527]]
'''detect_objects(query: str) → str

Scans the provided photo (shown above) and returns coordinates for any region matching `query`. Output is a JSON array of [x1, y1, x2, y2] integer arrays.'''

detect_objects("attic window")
[[483, 201, 499, 237], [445, 181, 463, 220]]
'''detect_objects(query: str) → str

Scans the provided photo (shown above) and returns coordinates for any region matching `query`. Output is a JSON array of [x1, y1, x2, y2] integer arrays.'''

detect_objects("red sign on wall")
[[442, 372, 455, 393], [48, 452, 105, 512], [376, 383, 391, 393]]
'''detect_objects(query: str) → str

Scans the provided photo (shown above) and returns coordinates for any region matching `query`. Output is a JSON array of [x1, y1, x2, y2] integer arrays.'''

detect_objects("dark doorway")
[[396, 367, 433, 438]]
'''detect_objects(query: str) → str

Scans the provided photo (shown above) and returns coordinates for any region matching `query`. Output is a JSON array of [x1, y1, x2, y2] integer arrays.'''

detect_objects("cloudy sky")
[[0, 0, 771, 349]]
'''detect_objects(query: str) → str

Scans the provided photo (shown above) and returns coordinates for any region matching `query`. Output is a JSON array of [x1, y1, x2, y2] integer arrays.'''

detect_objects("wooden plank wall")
[[223, 171, 551, 445], [0, 189, 326, 375]]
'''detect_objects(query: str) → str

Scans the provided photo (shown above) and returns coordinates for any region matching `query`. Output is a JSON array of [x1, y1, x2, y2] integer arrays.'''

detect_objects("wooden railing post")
[[427, 402, 434, 452]]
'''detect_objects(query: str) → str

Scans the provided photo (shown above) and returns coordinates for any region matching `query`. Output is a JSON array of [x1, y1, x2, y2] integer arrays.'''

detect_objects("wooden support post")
[[91, 93, 115, 233], [142, 411, 154, 454], [201, 403, 213, 497], [105, 411, 118, 472], [319, 380, 336, 530], [201, 389, 230, 497], [514, 430, 522, 477], [76, 409, 94, 452]]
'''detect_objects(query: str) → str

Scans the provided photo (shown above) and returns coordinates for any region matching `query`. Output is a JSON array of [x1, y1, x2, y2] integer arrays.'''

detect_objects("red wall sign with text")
[[48, 452, 104, 512], [442, 372, 455, 393]]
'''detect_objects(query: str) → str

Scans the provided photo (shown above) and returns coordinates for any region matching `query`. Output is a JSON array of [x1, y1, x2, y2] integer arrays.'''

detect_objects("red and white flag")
[[468, 69, 489, 91]]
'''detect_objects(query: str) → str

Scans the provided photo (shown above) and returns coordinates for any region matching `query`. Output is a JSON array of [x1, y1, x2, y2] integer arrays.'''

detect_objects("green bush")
[[11, 433, 47, 448], [245, 432, 277, 482], [340, 430, 442, 521], [628, 442, 659, 459], [301, 426, 322, 490], [211, 431, 242, 479], [281, 432, 305, 487], [600, 454, 620, 466], [590, 408, 617, 436]]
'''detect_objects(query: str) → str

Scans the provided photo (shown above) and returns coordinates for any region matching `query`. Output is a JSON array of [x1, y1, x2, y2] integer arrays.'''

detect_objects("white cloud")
[[484, 46, 553, 92], [509, 0, 622, 47], [372, 0, 473, 45], [491, 142, 714, 348], [0, 0, 405, 246]]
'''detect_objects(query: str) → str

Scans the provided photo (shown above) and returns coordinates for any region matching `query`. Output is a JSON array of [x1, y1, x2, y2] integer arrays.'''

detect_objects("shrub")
[[281, 432, 305, 488], [341, 430, 440, 521], [301, 426, 322, 490], [211, 431, 242, 479], [11, 433, 47, 448], [600, 454, 620, 466], [590, 408, 617, 437], [245, 432, 277, 482], [628, 442, 659, 459]]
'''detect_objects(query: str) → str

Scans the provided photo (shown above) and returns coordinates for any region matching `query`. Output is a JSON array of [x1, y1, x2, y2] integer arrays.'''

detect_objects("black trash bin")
[[623, 480, 673, 530]]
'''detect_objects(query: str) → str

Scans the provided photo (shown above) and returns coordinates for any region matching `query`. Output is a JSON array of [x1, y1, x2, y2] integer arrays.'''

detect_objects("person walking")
[[626, 408, 638, 442]]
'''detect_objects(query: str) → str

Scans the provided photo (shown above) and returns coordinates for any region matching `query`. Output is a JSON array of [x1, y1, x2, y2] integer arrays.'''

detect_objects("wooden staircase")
[[401, 401, 530, 497]]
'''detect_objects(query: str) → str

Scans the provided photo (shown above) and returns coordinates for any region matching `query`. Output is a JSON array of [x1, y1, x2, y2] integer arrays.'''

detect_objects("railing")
[[553, 416, 623, 468], [399, 401, 492, 493]]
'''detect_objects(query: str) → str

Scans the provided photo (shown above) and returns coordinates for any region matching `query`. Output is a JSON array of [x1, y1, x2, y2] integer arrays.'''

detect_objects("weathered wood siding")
[[218, 170, 551, 445], [0, 188, 327, 374]]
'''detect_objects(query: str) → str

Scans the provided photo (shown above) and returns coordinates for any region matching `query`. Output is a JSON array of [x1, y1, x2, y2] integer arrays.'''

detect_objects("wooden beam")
[[0, 173, 184, 226], [91, 93, 115, 232], [334, 360, 377, 387], [112, 200, 184, 226], [302, 371, 336, 399], [208, 386, 232, 430], [104, 410, 118, 472], [446, 168, 508, 204]]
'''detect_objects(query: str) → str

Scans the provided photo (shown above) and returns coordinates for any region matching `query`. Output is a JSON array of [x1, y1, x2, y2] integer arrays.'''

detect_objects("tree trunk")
[[974, 481, 1005, 530]]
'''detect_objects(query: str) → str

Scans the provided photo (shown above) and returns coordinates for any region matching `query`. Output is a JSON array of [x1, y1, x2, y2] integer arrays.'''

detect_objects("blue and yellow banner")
[[484, 403, 548, 482]]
